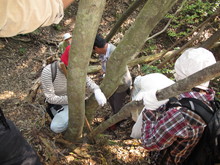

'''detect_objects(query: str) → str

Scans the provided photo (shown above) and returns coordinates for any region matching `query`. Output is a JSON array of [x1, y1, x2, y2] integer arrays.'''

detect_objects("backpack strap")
[[180, 98, 214, 124], [167, 97, 213, 124], [51, 61, 57, 83]]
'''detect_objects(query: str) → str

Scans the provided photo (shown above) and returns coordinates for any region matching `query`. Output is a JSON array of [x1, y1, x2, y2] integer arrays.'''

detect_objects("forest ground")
[[0, 1, 219, 165]]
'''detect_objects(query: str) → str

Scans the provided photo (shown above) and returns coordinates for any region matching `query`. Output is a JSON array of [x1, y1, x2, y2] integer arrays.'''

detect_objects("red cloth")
[[61, 45, 71, 66]]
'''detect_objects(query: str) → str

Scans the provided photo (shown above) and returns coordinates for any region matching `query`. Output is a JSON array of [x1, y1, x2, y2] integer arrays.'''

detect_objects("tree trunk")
[[85, 0, 178, 123], [105, 0, 147, 42], [65, 0, 106, 142]]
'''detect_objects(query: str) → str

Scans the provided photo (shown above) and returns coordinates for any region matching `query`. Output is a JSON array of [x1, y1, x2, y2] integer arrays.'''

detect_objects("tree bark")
[[157, 61, 220, 100], [105, 0, 147, 42], [85, 0, 178, 123], [65, 0, 106, 142]]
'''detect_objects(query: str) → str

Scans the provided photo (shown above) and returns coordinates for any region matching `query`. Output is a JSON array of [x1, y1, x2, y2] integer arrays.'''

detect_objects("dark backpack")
[[166, 97, 220, 165], [51, 61, 58, 83], [0, 108, 42, 165]]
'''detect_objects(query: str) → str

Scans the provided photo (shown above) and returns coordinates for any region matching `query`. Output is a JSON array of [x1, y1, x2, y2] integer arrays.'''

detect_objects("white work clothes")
[[0, 0, 64, 37]]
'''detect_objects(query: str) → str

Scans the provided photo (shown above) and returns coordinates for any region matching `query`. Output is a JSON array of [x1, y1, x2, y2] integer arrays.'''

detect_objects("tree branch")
[[145, 0, 187, 42], [157, 61, 220, 100], [105, 0, 147, 42]]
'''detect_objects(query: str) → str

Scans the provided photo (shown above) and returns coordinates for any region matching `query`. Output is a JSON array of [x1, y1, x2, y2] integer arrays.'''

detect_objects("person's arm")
[[0, 0, 75, 37], [62, 0, 75, 9], [86, 76, 107, 106]]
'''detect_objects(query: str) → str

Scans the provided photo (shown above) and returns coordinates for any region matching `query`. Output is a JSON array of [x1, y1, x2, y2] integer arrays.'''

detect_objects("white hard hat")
[[174, 47, 216, 90], [63, 33, 72, 40]]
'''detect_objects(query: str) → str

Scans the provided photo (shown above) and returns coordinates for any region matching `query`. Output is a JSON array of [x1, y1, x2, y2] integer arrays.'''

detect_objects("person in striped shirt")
[[41, 46, 107, 133], [131, 47, 216, 164]]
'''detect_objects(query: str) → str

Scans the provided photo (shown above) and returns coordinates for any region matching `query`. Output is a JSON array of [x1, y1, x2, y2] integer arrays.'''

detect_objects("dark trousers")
[[108, 90, 128, 114], [0, 109, 42, 165]]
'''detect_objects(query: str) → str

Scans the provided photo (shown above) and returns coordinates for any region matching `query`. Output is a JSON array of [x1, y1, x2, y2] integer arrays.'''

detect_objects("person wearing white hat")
[[58, 33, 73, 54], [130, 47, 216, 164]]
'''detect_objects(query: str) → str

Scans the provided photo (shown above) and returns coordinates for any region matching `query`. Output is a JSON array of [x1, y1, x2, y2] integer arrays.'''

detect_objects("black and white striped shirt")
[[41, 62, 100, 105]]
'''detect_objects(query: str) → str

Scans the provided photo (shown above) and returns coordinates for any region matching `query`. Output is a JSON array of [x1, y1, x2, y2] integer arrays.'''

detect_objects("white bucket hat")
[[174, 47, 216, 90], [63, 33, 72, 40]]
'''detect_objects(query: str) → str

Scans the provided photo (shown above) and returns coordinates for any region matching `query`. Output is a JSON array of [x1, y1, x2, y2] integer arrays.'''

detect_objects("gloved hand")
[[94, 89, 107, 106]]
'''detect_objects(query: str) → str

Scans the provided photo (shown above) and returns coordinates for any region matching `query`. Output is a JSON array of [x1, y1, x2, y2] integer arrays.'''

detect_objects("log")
[[128, 50, 174, 66]]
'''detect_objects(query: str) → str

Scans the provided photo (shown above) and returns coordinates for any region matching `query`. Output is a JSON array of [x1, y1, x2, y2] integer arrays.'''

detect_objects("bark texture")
[[157, 61, 220, 100], [65, 0, 106, 141]]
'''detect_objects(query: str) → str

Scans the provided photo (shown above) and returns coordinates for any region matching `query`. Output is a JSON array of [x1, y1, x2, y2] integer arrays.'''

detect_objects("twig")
[[156, 23, 206, 68], [146, 0, 187, 42], [148, 8, 220, 66]]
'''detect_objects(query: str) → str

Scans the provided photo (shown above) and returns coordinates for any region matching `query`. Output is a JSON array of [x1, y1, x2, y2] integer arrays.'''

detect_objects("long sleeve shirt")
[[0, 0, 64, 37], [99, 43, 132, 93], [141, 89, 215, 165], [41, 62, 100, 105]]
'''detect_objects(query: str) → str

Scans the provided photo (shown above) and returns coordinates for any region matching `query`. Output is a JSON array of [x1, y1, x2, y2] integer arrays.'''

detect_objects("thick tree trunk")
[[85, 0, 178, 123], [65, 0, 106, 142], [105, 0, 147, 42]]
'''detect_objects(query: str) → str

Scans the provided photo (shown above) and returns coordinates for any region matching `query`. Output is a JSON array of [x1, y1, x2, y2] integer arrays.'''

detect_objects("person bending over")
[[131, 47, 216, 164]]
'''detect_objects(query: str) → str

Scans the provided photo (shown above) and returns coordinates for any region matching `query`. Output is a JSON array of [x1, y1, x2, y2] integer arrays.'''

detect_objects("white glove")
[[94, 89, 107, 106]]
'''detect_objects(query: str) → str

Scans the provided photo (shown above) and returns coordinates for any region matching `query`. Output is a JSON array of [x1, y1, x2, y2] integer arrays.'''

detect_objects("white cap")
[[132, 73, 175, 110], [174, 47, 216, 90], [63, 33, 72, 40]]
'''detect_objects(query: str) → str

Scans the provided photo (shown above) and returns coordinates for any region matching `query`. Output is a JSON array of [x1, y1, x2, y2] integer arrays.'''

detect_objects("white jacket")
[[0, 0, 64, 37]]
